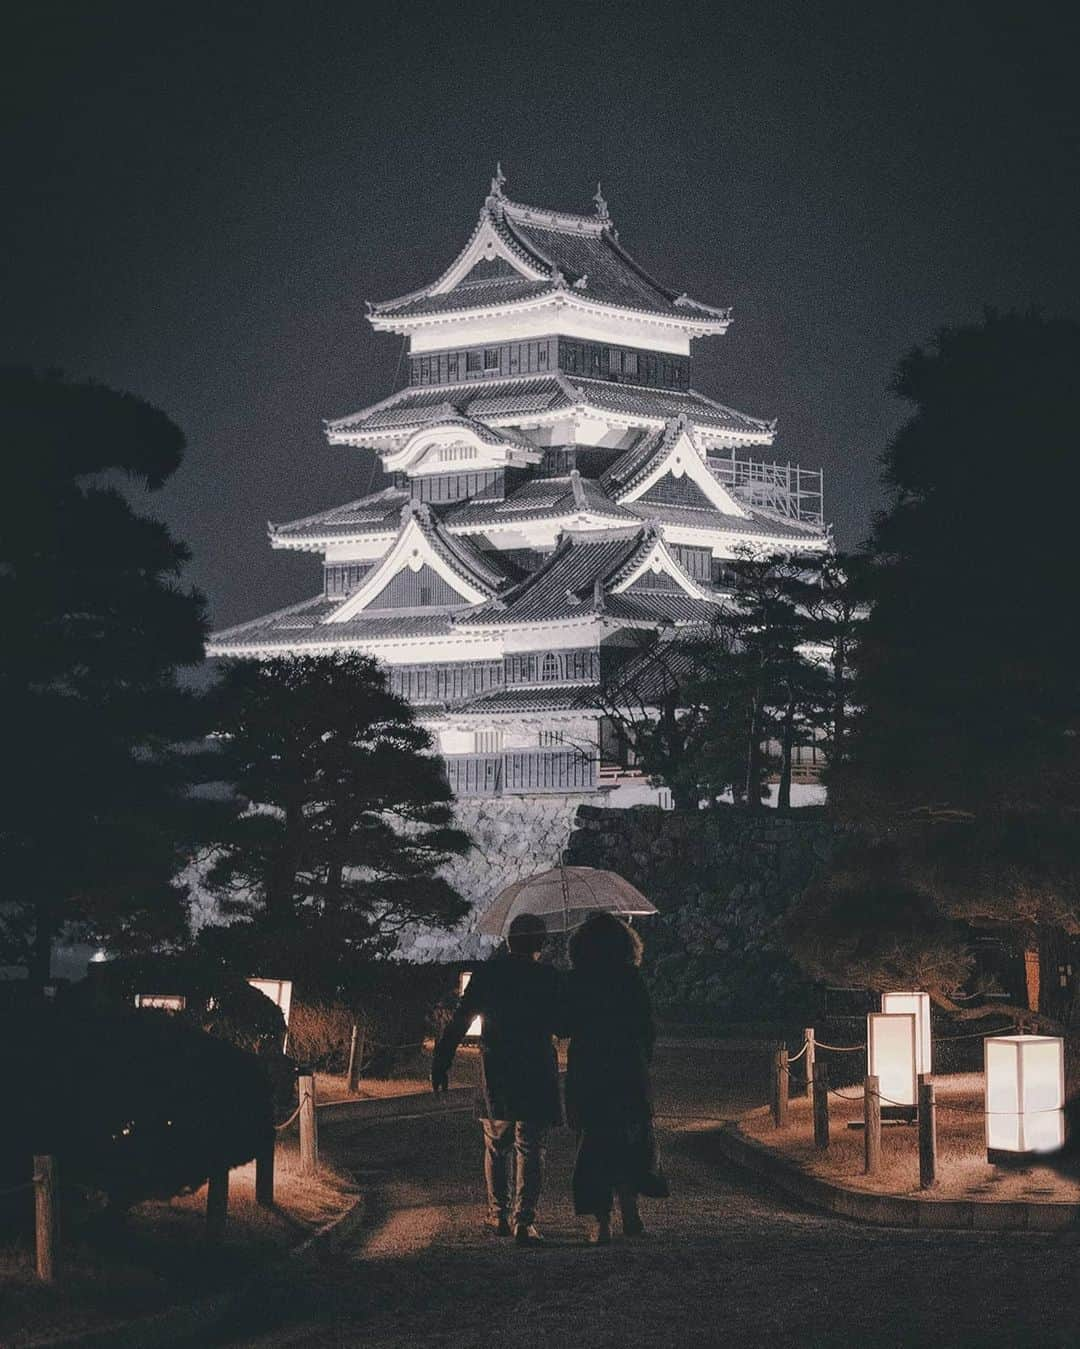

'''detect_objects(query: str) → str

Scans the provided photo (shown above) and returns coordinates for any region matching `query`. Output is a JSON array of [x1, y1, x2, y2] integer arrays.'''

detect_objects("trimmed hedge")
[[0, 1006, 273, 1216]]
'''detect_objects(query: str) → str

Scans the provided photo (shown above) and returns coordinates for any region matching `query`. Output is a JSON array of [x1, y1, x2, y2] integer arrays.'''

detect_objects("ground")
[[0, 1138, 354, 1348], [210, 1045, 1080, 1349]]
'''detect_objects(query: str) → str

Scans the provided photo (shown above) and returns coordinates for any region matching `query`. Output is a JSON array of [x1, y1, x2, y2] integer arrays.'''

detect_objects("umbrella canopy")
[[477, 865, 658, 937]]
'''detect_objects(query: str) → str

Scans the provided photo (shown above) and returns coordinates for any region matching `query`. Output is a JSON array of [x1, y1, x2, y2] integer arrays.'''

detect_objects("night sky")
[[6, 1, 1078, 631]]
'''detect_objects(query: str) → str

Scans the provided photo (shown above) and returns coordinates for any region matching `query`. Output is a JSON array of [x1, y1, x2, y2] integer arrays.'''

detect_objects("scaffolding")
[[707, 452, 824, 526]]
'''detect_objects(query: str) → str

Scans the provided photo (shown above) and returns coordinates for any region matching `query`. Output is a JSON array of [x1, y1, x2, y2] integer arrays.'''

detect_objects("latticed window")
[[474, 729, 503, 753], [538, 730, 565, 746], [540, 652, 561, 682], [483, 348, 500, 370]]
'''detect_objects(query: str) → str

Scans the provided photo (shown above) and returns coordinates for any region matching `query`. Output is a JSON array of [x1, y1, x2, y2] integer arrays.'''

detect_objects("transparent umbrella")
[[477, 865, 658, 938]]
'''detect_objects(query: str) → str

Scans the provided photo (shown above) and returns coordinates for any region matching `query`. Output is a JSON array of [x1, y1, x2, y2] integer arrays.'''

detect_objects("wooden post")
[[803, 1028, 816, 1101], [33, 1155, 58, 1283], [864, 1075, 882, 1175], [346, 1021, 365, 1095], [918, 1074, 937, 1189], [771, 1046, 789, 1128], [299, 1073, 318, 1175], [255, 1134, 275, 1208], [812, 1061, 829, 1149], [206, 1165, 228, 1240]]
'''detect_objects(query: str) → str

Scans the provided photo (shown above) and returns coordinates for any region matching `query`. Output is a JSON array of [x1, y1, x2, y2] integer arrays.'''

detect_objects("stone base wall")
[[565, 803, 840, 1015], [396, 794, 596, 961]]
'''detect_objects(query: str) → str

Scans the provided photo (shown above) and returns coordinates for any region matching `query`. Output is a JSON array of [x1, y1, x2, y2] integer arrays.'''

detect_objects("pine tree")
[[0, 368, 212, 991], [200, 654, 472, 979]]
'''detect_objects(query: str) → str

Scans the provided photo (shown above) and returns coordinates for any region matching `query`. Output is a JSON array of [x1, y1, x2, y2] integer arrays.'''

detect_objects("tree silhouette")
[[0, 368, 211, 991], [200, 654, 472, 979]]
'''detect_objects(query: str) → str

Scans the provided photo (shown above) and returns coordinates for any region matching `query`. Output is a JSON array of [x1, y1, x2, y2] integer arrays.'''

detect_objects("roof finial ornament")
[[491, 161, 507, 197], [485, 161, 508, 218], [593, 182, 609, 222]]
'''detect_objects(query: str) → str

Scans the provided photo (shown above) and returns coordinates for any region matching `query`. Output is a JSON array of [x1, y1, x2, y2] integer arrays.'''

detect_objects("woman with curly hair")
[[564, 911, 668, 1244]]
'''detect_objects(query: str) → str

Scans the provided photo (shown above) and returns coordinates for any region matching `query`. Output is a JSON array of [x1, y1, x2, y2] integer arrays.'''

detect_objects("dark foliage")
[[199, 654, 471, 975], [0, 368, 217, 990], [0, 1007, 273, 1216]]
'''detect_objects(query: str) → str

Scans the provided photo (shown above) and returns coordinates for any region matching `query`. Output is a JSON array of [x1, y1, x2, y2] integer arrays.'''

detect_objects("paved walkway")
[[211, 1046, 1080, 1349]]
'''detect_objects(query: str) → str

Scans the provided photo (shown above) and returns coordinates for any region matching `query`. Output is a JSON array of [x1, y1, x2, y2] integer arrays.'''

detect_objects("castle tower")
[[208, 172, 828, 811]]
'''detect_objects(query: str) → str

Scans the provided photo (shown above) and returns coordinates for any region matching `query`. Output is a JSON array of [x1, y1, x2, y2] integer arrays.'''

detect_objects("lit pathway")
[[213, 1046, 1080, 1349]]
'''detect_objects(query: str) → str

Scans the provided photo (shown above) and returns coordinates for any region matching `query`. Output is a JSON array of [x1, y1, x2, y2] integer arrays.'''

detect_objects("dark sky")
[[5, 0, 1078, 629]]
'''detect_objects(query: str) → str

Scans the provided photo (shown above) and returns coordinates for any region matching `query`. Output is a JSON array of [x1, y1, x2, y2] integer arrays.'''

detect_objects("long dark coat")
[[564, 963, 667, 1214], [433, 955, 563, 1126], [563, 963, 655, 1129]]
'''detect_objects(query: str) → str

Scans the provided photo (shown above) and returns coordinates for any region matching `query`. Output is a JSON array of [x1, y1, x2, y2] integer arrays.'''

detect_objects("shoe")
[[485, 1215, 512, 1236], [590, 1219, 612, 1245], [514, 1223, 545, 1247]]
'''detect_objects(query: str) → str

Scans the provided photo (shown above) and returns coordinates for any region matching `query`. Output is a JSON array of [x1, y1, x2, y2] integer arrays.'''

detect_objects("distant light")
[[985, 1034, 1065, 1162], [460, 971, 482, 1039], [90, 950, 108, 964]]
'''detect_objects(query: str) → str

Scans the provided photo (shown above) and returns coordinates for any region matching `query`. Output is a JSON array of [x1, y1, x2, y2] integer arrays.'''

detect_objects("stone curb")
[[715, 1118, 1080, 1233]]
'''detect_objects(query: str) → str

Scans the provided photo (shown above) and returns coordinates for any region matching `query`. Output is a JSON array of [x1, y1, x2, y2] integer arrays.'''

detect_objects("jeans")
[[481, 1119, 548, 1226]]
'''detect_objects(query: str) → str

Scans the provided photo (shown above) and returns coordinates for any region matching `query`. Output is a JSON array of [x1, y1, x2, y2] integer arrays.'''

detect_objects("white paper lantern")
[[867, 1012, 918, 1116], [984, 1034, 1065, 1161], [881, 992, 932, 1076], [459, 971, 483, 1039]]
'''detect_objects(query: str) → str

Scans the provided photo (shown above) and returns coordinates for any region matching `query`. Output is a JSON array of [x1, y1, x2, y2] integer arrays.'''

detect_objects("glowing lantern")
[[459, 972, 482, 1039], [984, 1034, 1065, 1162], [247, 977, 293, 1027], [134, 993, 186, 1012], [867, 1012, 918, 1118], [881, 992, 932, 1076]]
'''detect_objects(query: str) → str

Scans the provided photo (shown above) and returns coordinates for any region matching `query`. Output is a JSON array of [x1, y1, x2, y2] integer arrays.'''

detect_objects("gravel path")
[[211, 1046, 1080, 1349]]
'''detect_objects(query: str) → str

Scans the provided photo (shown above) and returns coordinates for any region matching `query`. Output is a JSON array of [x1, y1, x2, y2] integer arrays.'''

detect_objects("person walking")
[[564, 911, 668, 1245], [432, 912, 562, 1247]]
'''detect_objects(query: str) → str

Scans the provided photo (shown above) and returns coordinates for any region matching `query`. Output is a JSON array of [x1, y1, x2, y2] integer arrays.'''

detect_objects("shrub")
[[0, 1006, 274, 1217], [287, 1002, 359, 1074]]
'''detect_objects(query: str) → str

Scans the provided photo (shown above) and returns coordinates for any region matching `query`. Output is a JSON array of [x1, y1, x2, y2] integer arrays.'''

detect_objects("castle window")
[[466, 350, 482, 372], [539, 730, 565, 747], [484, 348, 500, 371], [475, 729, 503, 753], [624, 351, 639, 378], [607, 348, 622, 377], [540, 652, 561, 682]]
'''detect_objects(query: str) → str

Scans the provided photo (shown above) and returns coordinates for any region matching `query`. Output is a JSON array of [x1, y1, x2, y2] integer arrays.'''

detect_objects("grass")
[[741, 1071, 1080, 1202], [0, 1135, 356, 1348]]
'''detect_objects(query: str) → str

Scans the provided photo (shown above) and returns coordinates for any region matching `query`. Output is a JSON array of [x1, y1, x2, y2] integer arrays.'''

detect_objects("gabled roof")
[[445, 470, 638, 532], [460, 524, 716, 627], [367, 177, 731, 330], [326, 373, 772, 444], [327, 500, 510, 623]]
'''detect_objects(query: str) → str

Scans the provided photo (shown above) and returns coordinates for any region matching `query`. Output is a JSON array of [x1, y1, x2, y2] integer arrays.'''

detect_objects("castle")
[[209, 170, 828, 826]]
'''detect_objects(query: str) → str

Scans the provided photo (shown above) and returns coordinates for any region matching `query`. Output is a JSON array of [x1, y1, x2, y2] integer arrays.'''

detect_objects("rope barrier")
[[813, 1040, 864, 1053], [274, 1097, 306, 1132], [785, 1042, 809, 1064]]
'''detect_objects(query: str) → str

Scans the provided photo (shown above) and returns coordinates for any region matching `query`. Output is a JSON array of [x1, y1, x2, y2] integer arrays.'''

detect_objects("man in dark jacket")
[[432, 913, 562, 1247]]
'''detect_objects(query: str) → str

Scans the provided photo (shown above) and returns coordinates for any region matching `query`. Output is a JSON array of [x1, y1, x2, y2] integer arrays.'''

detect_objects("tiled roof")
[[407, 502, 513, 592], [328, 374, 770, 441], [569, 379, 773, 437], [461, 528, 680, 627], [370, 194, 731, 326], [604, 592, 720, 625], [457, 686, 601, 714], [445, 471, 638, 530], [208, 595, 456, 652], [271, 487, 409, 541], [619, 498, 824, 541], [328, 378, 570, 436]]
